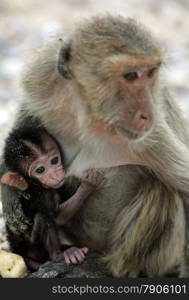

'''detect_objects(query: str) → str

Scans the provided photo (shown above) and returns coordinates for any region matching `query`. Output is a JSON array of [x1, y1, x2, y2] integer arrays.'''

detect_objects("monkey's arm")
[[56, 170, 103, 225], [56, 182, 95, 225], [139, 120, 189, 195]]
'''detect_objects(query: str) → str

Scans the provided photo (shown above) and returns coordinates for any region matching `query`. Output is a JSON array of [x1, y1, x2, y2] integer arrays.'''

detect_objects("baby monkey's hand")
[[82, 169, 105, 188], [64, 247, 88, 264]]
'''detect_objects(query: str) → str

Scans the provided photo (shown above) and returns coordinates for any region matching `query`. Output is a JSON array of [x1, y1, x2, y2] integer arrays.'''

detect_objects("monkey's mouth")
[[53, 178, 66, 189], [116, 126, 141, 140]]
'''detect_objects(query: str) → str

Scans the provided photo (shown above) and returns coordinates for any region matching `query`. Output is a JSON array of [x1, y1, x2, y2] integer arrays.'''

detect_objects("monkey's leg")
[[30, 213, 46, 244], [24, 257, 41, 271], [5, 224, 44, 272], [103, 180, 186, 277], [45, 224, 65, 261], [24, 245, 48, 271]]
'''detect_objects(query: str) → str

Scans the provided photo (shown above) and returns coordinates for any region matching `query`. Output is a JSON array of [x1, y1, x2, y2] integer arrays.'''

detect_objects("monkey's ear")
[[58, 42, 72, 79], [0, 172, 29, 191]]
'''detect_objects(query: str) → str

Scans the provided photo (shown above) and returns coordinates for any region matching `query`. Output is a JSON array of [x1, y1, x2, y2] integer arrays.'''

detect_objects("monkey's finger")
[[64, 252, 71, 264], [81, 247, 89, 254], [77, 248, 86, 260], [69, 254, 77, 264], [73, 251, 84, 263], [78, 248, 86, 259]]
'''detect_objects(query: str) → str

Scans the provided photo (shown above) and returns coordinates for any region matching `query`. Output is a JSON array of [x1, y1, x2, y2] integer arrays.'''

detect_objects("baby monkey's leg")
[[31, 213, 65, 262], [45, 223, 66, 262], [46, 226, 89, 264], [24, 257, 41, 271], [30, 213, 46, 244]]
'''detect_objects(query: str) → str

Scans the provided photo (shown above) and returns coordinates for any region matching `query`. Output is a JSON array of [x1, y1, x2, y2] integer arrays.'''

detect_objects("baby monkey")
[[1, 123, 102, 270]]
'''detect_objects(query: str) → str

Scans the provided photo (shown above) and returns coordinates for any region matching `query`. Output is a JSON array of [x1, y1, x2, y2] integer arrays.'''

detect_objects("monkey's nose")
[[131, 110, 153, 131]]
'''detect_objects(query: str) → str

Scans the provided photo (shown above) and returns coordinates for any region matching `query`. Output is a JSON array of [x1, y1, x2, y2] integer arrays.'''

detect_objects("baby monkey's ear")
[[0, 172, 28, 191]]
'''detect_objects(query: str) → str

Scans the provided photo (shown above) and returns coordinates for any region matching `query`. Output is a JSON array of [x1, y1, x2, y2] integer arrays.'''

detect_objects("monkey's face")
[[110, 57, 161, 142], [25, 136, 66, 189], [75, 56, 161, 144], [64, 16, 163, 145]]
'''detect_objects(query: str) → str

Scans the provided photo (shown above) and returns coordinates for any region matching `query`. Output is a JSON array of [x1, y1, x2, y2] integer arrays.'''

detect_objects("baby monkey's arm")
[[56, 169, 104, 225]]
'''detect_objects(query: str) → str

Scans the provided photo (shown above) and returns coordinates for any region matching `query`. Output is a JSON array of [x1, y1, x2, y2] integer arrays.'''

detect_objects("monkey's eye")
[[123, 71, 138, 82], [147, 68, 157, 78], [35, 166, 45, 174], [51, 156, 59, 165]]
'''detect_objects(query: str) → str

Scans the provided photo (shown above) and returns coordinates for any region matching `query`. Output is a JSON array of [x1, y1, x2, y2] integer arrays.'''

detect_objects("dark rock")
[[28, 252, 109, 278]]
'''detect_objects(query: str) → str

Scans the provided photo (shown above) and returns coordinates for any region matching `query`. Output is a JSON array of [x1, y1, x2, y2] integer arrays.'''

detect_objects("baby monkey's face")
[[26, 135, 66, 189]]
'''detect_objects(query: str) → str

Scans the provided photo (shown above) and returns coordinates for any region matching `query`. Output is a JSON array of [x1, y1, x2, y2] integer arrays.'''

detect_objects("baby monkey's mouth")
[[53, 178, 66, 189]]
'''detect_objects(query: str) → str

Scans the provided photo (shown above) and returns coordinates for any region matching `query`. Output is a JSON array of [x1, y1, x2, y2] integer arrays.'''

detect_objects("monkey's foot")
[[24, 257, 41, 271], [64, 247, 88, 264]]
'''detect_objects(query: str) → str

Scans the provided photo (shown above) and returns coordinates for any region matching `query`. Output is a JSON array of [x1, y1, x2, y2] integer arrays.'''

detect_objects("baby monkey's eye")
[[35, 166, 45, 174], [51, 156, 59, 165]]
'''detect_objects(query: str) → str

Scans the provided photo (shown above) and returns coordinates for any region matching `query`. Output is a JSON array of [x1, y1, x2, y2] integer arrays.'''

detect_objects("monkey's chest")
[[20, 187, 56, 221]]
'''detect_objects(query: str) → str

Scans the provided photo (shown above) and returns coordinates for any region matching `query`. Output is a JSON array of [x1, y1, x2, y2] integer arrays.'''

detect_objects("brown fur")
[[13, 15, 189, 276]]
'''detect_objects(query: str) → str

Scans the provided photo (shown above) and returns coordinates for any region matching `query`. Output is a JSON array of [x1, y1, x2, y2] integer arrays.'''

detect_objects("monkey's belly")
[[66, 214, 110, 252], [64, 169, 130, 251]]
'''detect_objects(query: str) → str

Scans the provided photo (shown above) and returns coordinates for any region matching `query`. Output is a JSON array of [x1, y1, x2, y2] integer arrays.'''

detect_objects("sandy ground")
[[0, 0, 189, 249]]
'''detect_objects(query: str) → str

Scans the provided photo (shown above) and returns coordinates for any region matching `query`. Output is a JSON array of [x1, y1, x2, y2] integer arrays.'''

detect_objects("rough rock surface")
[[28, 253, 108, 278]]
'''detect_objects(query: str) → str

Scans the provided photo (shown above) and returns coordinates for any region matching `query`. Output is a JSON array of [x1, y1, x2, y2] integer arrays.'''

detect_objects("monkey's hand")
[[81, 169, 105, 188], [63, 247, 89, 264]]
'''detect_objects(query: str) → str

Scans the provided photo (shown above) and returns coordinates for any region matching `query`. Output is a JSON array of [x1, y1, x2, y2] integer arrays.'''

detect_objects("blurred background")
[[0, 0, 189, 249]]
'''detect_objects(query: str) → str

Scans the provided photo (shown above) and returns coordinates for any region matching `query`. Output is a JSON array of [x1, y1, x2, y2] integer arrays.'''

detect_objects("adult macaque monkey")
[[1, 15, 189, 277]]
